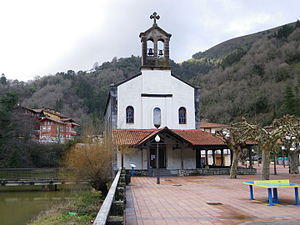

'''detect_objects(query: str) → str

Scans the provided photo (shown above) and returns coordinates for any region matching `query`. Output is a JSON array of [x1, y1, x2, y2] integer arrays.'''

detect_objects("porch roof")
[[112, 128, 227, 147]]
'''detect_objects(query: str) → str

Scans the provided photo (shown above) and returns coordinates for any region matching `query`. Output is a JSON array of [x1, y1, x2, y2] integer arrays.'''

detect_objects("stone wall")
[[178, 167, 256, 176], [127, 167, 256, 177]]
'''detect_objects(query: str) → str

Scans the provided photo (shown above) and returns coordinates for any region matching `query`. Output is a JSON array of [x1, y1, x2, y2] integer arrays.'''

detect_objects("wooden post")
[[221, 149, 224, 166], [181, 148, 183, 169], [212, 150, 215, 166], [205, 150, 208, 166], [141, 148, 143, 170], [147, 147, 151, 177]]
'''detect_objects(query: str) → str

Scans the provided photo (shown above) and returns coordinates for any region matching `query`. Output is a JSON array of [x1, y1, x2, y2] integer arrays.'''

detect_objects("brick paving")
[[125, 165, 300, 225]]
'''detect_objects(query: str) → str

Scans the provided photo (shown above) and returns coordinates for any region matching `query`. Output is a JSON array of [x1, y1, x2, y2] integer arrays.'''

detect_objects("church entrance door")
[[149, 145, 166, 168]]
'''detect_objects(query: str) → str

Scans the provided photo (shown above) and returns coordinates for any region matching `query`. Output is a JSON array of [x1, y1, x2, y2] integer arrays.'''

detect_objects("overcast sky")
[[1, 0, 299, 81]]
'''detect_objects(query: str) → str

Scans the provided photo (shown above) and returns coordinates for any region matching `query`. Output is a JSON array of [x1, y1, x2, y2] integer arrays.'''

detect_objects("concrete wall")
[[117, 69, 196, 129], [118, 147, 232, 170], [123, 149, 143, 169], [120, 146, 197, 170]]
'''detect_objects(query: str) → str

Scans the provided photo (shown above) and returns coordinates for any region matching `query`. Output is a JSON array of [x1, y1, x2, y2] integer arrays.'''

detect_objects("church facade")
[[104, 13, 255, 176]]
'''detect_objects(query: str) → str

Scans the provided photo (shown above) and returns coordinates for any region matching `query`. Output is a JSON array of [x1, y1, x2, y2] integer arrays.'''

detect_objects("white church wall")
[[169, 75, 195, 129], [183, 148, 196, 169], [123, 149, 143, 169], [166, 146, 182, 169], [117, 69, 196, 129], [117, 75, 142, 128]]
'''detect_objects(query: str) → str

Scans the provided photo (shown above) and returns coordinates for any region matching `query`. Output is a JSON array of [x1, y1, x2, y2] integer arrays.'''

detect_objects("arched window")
[[153, 107, 161, 128], [179, 107, 186, 124], [126, 106, 134, 123]]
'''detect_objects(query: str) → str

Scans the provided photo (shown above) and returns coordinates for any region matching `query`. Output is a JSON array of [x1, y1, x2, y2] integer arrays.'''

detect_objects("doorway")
[[149, 145, 166, 168]]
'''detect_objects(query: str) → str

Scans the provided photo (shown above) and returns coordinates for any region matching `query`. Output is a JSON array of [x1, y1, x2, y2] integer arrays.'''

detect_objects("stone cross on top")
[[150, 12, 160, 26]]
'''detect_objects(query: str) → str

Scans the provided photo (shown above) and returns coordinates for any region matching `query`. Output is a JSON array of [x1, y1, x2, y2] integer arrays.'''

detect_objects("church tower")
[[105, 12, 200, 132], [139, 12, 172, 70]]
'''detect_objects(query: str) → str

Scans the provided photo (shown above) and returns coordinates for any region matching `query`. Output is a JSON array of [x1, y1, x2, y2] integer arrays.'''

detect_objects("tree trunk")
[[230, 150, 238, 179], [262, 150, 270, 180], [289, 151, 299, 174]]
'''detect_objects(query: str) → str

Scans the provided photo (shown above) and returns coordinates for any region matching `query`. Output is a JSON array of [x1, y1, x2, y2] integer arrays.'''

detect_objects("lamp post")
[[281, 146, 286, 168], [155, 134, 160, 184]]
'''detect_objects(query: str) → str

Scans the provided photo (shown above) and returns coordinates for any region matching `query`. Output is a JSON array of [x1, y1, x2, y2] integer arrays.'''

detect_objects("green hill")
[[193, 21, 300, 124]]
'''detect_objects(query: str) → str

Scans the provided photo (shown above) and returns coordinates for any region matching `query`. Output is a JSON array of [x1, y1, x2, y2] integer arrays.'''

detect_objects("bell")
[[159, 50, 163, 56], [148, 48, 154, 56]]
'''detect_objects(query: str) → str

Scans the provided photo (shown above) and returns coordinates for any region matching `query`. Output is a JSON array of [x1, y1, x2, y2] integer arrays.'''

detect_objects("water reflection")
[[0, 190, 78, 225]]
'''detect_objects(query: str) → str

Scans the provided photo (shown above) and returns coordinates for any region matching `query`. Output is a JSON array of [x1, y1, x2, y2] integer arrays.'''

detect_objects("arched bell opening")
[[157, 40, 164, 58], [147, 39, 154, 56]]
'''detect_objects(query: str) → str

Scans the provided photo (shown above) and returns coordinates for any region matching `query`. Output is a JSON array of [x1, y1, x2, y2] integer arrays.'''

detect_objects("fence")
[[93, 170, 126, 225]]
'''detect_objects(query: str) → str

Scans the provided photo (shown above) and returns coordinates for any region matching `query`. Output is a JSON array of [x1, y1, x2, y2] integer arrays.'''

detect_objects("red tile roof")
[[113, 128, 227, 147], [172, 129, 226, 146], [40, 117, 64, 124], [113, 129, 155, 146], [200, 122, 229, 128]]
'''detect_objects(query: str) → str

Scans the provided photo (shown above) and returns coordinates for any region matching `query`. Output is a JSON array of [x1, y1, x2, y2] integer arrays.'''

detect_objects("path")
[[126, 165, 300, 225]]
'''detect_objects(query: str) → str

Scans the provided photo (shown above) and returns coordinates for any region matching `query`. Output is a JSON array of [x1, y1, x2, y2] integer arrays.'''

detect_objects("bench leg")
[[295, 187, 300, 205], [268, 188, 275, 206], [249, 185, 255, 200], [273, 188, 279, 203]]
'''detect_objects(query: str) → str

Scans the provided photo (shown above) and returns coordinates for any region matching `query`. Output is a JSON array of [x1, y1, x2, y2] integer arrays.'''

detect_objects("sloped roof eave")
[[112, 128, 231, 147], [135, 127, 192, 147]]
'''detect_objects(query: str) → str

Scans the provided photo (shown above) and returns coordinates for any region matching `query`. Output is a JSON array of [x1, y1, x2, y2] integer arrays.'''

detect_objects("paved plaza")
[[125, 166, 300, 225]]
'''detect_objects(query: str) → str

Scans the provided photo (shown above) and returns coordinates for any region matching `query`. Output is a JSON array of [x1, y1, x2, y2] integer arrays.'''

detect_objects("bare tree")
[[63, 136, 114, 197], [276, 115, 300, 174], [237, 115, 298, 179], [215, 122, 251, 179]]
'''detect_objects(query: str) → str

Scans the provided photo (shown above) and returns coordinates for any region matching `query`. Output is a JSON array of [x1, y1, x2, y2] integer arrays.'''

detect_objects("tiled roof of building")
[[113, 129, 155, 145], [113, 128, 227, 147], [23, 106, 79, 126], [200, 122, 229, 128], [172, 129, 226, 146], [40, 117, 64, 124]]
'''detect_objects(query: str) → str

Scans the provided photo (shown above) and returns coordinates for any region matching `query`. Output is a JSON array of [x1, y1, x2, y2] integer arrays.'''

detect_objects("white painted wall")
[[166, 147, 182, 169], [182, 148, 196, 169], [117, 69, 195, 129], [120, 146, 198, 170], [123, 149, 143, 169]]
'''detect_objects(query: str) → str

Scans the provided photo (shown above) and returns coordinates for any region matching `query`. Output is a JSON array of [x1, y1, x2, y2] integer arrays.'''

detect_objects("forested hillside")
[[0, 21, 299, 131], [193, 21, 300, 124]]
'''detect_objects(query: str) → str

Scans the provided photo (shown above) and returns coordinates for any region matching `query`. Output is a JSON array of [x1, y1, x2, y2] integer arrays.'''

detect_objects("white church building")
[[104, 13, 255, 176]]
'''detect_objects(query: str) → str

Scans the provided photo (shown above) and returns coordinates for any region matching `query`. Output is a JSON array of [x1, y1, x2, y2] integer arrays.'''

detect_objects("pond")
[[0, 190, 77, 225]]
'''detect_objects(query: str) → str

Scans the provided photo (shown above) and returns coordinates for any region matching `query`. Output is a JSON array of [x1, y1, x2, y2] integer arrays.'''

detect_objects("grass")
[[28, 190, 102, 225]]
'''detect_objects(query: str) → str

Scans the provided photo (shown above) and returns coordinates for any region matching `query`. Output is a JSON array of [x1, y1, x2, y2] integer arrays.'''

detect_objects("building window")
[[126, 106, 134, 123], [179, 107, 186, 124], [153, 107, 161, 128]]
